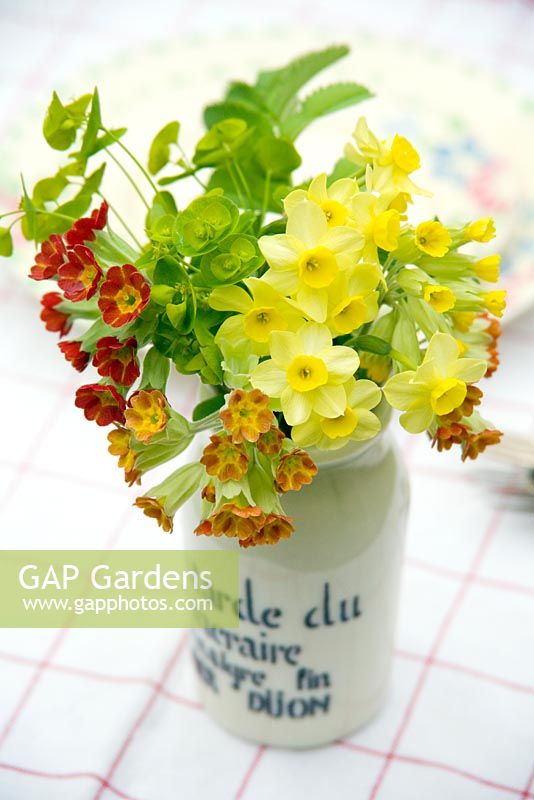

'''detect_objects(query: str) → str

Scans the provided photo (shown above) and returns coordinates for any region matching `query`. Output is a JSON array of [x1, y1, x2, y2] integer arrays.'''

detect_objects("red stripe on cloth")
[[406, 556, 534, 598], [337, 740, 534, 798], [520, 765, 534, 800], [0, 761, 142, 800], [93, 634, 189, 800], [235, 745, 267, 799], [367, 509, 503, 800], [395, 649, 534, 696]]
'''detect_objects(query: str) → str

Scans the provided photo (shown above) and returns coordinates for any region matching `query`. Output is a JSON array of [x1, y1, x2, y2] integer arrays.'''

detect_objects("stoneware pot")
[[183, 418, 409, 748]]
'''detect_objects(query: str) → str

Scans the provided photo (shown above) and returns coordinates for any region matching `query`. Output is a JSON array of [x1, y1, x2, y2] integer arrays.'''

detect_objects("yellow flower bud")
[[474, 255, 500, 282], [415, 221, 452, 257], [467, 217, 496, 243], [423, 284, 456, 313], [482, 290, 506, 318]]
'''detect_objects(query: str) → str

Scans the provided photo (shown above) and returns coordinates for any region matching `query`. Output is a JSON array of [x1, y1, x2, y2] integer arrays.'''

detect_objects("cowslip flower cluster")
[[3, 44, 505, 543]]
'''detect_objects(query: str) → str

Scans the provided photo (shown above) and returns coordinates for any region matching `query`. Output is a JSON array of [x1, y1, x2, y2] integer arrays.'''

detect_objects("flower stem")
[[101, 125, 159, 196], [105, 147, 150, 210]]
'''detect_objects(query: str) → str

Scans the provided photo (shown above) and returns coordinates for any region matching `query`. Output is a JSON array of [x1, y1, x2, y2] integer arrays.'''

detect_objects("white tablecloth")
[[0, 1, 533, 798]]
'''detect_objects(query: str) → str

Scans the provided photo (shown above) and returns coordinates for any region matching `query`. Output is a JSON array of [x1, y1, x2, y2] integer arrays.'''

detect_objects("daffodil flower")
[[292, 377, 382, 450], [350, 192, 400, 263], [250, 323, 359, 426], [383, 332, 487, 433], [209, 277, 304, 355], [345, 117, 428, 196], [284, 173, 359, 227], [324, 263, 382, 334], [259, 199, 364, 322]]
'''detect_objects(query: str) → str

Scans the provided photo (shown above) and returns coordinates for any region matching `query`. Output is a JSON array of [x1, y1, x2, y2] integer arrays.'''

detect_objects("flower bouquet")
[[2, 44, 504, 548]]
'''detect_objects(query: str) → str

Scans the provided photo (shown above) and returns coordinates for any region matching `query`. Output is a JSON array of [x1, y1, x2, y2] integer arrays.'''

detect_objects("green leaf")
[[254, 135, 301, 178], [192, 393, 225, 422], [0, 227, 13, 257], [203, 100, 272, 135], [32, 173, 68, 205], [328, 157, 361, 183], [43, 91, 91, 150], [193, 119, 250, 168], [56, 163, 106, 220], [255, 44, 350, 118], [282, 81, 372, 140], [79, 88, 102, 159], [148, 121, 180, 175], [352, 335, 392, 356], [139, 346, 170, 392], [20, 174, 37, 242]]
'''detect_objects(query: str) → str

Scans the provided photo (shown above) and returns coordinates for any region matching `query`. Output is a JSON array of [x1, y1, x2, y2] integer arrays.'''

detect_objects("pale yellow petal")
[[269, 330, 302, 368], [352, 409, 381, 440], [383, 371, 427, 411], [320, 346, 359, 383], [209, 285, 252, 314], [295, 285, 328, 322], [348, 379, 382, 410], [399, 406, 434, 434], [298, 322, 332, 355], [313, 384, 347, 418], [321, 225, 364, 255], [250, 359, 287, 396], [259, 234, 302, 270], [451, 358, 487, 383], [281, 386, 313, 425], [286, 200, 328, 247]]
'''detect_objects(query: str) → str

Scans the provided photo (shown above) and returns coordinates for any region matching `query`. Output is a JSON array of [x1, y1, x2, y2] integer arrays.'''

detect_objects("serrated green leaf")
[[255, 44, 350, 118], [282, 81, 372, 140], [148, 121, 180, 175]]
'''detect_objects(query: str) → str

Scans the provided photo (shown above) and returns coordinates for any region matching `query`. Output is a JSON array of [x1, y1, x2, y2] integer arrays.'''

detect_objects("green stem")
[[0, 209, 23, 221], [176, 143, 207, 190], [258, 170, 272, 229], [190, 411, 224, 433], [96, 190, 142, 249], [105, 147, 150, 210], [101, 125, 159, 195], [390, 348, 417, 371]]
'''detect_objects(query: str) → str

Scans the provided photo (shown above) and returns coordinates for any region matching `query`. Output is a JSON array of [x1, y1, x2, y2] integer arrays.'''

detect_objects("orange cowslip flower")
[[124, 389, 168, 443], [98, 264, 150, 328], [219, 389, 274, 444], [200, 434, 249, 482], [432, 422, 470, 453], [93, 336, 140, 387], [195, 503, 265, 540], [439, 384, 483, 424], [240, 513, 295, 548], [201, 483, 216, 503], [480, 312, 501, 378], [58, 340, 90, 372], [462, 428, 503, 461], [256, 425, 286, 456], [58, 244, 103, 302], [29, 234, 66, 281], [107, 426, 140, 486], [40, 292, 72, 337], [64, 201, 108, 247], [275, 448, 318, 493], [75, 383, 126, 426], [134, 496, 173, 533]]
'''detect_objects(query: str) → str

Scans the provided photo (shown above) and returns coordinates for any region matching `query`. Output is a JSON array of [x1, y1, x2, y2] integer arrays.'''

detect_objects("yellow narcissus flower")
[[415, 221, 452, 257], [259, 199, 364, 322], [345, 117, 427, 196], [210, 277, 303, 355], [482, 290, 506, 318], [324, 263, 382, 334], [350, 192, 401, 263], [292, 377, 382, 450], [284, 173, 359, 227], [423, 284, 456, 313], [383, 332, 487, 433], [467, 217, 496, 243], [250, 323, 359, 426], [474, 255, 500, 283]]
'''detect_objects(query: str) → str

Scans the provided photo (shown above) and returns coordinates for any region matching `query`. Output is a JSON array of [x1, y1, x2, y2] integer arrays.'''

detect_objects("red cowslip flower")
[[30, 234, 66, 281], [40, 292, 72, 337], [98, 264, 150, 328], [58, 244, 103, 301], [58, 340, 90, 372], [64, 201, 109, 247], [75, 383, 126, 426], [93, 336, 139, 387]]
